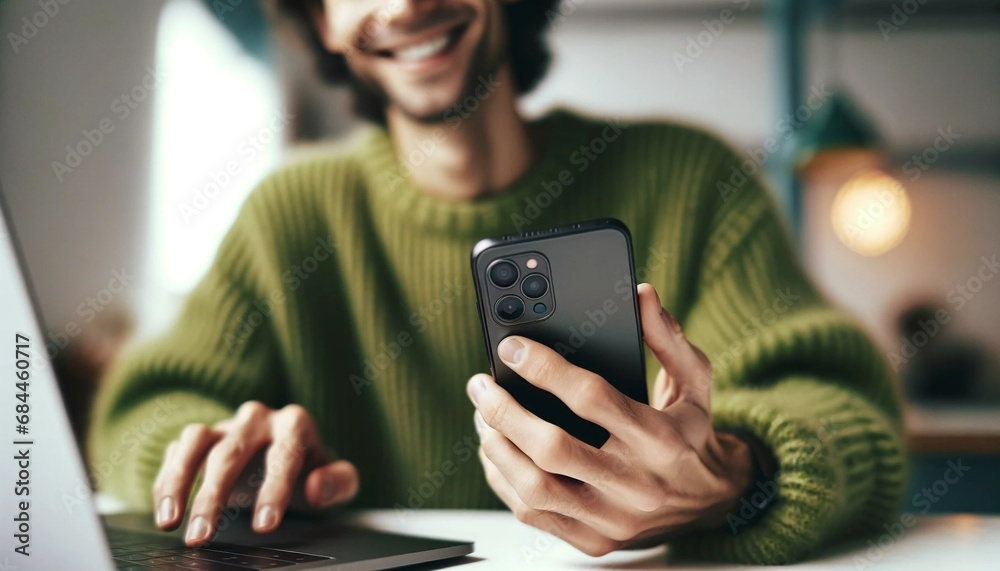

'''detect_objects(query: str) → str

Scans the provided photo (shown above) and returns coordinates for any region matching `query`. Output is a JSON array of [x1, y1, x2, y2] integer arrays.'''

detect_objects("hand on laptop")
[[151, 402, 359, 546], [466, 283, 755, 556]]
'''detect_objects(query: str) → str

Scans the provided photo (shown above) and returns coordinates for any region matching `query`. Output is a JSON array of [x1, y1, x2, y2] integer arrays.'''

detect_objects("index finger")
[[495, 336, 648, 436]]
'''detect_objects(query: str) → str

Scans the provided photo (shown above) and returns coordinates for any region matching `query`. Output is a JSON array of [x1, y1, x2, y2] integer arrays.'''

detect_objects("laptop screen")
[[0, 194, 115, 568]]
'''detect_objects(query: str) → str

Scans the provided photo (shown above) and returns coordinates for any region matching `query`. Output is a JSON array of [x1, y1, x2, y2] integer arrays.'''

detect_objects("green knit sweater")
[[89, 111, 906, 564]]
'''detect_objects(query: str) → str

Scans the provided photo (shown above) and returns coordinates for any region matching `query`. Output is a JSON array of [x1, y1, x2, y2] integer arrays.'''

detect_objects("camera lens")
[[495, 296, 525, 322], [488, 260, 518, 288], [521, 274, 549, 299]]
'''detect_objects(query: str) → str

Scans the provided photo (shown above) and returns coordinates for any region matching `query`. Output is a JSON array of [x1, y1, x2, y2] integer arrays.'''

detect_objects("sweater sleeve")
[[87, 190, 285, 510], [666, 142, 907, 564]]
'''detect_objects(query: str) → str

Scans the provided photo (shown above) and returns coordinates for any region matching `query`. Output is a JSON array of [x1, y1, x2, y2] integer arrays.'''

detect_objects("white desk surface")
[[905, 404, 1000, 435], [96, 495, 999, 570], [345, 510, 1000, 570]]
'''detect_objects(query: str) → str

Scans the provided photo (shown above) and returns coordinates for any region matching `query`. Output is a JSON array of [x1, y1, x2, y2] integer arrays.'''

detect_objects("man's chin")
[[390, 98, 466, 126], [387, 68, 499, 126]]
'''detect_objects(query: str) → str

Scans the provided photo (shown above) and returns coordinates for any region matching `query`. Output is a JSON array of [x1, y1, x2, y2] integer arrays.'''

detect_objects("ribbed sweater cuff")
[[668, 378, 906, 564], [92, 392, 233, 510]]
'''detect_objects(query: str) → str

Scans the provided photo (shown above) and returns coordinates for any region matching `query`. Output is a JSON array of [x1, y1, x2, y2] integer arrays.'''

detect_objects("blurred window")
[[148, 0, 281, 301]]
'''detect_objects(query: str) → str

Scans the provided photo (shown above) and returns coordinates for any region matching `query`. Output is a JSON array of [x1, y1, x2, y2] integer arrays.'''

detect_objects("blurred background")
[[1, 0, 998, 512]]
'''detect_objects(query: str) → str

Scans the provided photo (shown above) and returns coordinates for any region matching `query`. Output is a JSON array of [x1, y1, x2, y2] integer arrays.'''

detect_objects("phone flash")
[[526, 258, 538, 269]]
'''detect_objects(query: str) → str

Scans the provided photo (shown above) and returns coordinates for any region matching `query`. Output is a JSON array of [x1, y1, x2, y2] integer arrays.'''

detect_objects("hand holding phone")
[[467, 220, 755, 555], [471, 219, 648, 447], [466, 282, 755, 555]]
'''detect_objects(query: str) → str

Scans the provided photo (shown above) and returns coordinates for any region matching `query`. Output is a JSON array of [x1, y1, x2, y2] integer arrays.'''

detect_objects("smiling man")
[[89, 0, 907, 564]]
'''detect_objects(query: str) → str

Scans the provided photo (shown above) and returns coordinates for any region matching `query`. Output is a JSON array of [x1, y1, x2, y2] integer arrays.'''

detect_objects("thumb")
[[651, 369, 678, 411], [636, 283, 712, 414], [639, 285, 684, 411], [304, 460, 359, 509]]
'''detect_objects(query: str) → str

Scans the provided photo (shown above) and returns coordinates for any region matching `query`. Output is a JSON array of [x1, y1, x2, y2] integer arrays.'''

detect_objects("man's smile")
[[365, 12, 473, 74]]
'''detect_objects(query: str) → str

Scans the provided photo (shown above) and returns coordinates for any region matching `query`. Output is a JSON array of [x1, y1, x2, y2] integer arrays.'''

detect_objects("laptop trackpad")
[[103, 511, 471, 563]]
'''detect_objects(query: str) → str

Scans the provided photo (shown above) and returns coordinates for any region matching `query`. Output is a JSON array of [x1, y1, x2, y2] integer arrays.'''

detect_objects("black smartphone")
[[471, 218, 647, 448]]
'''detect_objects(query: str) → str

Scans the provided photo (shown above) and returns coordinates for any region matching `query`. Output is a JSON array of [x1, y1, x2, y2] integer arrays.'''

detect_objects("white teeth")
[[394, 34, 450, 62]]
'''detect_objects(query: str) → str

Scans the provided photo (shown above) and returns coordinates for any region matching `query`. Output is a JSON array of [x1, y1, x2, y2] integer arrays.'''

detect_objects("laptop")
[[0, 191, 474, 570]]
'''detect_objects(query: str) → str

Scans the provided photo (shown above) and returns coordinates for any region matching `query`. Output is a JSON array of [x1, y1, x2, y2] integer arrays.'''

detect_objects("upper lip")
[[365, 14, 470, 54]]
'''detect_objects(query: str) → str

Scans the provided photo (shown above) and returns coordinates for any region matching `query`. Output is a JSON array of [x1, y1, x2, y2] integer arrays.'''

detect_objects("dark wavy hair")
[[274, 0, 559, 124]]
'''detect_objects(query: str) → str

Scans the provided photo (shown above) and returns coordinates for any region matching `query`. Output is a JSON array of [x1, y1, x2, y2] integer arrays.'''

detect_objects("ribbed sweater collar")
[[355, 110, 592, 238]]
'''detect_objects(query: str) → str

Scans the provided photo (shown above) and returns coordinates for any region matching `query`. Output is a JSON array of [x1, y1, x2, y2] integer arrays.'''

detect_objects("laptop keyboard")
[[105, 528, 334, 570]]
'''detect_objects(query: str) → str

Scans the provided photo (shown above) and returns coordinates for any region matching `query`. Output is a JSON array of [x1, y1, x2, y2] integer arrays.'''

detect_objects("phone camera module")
[[521, 274, 549, 299], [495, 295, 525, 322], [488, 260, 519, 288]]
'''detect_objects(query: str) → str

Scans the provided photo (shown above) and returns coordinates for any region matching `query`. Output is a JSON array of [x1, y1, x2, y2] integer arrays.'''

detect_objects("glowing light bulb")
[[831, 170, 911, 256]]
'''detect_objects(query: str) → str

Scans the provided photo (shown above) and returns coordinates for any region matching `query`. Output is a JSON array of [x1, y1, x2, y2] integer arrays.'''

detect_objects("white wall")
[[527, 1, 1000, 149], [0, 0, 166, 333]]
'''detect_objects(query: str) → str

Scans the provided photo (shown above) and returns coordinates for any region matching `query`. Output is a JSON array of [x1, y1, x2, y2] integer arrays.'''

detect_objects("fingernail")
[[186, 516, 210, 544], [468, 375, 487, 405], [322, 475, 336, 504], [498, 338, 524, 365], [254, 505, 276, 531], [156, 496, 176, 526]]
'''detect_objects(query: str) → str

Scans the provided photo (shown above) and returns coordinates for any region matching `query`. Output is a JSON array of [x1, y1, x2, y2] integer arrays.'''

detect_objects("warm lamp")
[[798, 93, 911, 256], [830, 169, 911, 256]]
